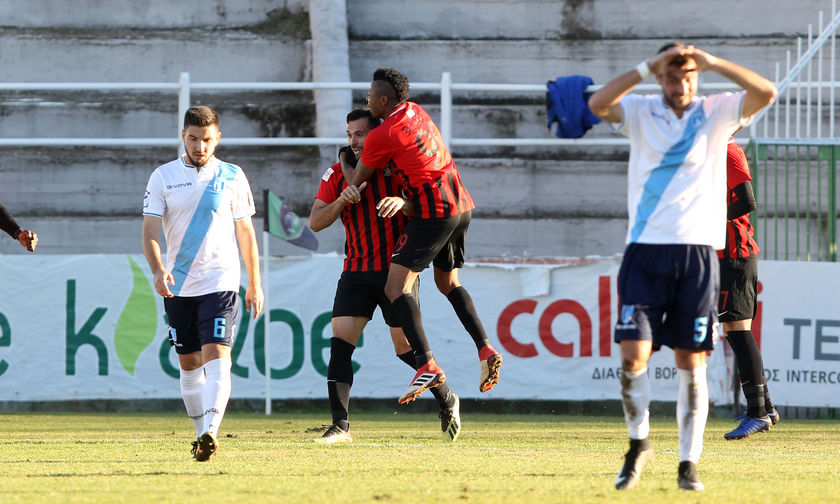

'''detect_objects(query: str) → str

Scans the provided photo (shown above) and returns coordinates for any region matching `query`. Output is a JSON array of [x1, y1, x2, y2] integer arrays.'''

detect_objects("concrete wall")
[[0, 0, 307, 27], [0, 0, 829, 259]]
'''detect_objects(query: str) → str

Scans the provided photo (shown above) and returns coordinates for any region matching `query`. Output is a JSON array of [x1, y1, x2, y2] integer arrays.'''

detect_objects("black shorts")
[[614, 243, 719, 351], [164, 291, 240, 355], [391, 211, 470, 272], [718, 255, 758, 322], [331, 270, 419, 327]]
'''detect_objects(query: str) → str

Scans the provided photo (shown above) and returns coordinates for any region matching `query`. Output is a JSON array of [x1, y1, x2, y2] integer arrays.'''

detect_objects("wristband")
[[635, 60, 651, 80]]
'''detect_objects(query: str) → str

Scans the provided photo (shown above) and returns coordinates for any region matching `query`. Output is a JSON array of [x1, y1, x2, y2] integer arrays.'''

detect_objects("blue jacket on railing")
[[546, 75, 601, 139]]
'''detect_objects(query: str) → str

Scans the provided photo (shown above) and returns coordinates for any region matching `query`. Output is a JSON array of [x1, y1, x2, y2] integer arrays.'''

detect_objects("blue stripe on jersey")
[[630, 105, 708, 242], [171, 162, 239, 295]]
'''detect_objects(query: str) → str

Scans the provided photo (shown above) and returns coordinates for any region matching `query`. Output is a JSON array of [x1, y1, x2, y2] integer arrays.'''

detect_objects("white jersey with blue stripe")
[[616, 92, 749, 249], [143, 155, 255, 297]]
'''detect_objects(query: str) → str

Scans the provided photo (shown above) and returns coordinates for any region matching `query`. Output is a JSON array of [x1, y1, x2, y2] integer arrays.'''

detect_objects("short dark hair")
[[183, 105, 219, 129], [346, 108, 380, 130], [372, 67, 410, 103], [657, 41, 691, 67]]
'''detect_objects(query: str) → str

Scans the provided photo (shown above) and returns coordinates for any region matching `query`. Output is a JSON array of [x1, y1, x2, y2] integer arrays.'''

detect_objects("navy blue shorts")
[[331, 271, 419, 327], [718, 255, 758, 322], [164, 291, 240, 355], [614, 243, 719, 351], [391, 211, 470, 272]]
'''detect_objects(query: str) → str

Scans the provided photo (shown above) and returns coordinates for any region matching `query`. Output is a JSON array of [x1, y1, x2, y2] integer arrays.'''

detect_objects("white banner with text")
[[0, 255, 836, 406]]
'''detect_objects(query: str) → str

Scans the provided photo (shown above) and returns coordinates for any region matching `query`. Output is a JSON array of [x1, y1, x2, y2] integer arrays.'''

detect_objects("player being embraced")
[[142, 106, 264, 461], [719, 136, 778, 440], [309, 109, 461, 443], [344, 68, 503, 404], [589, 43, 776, 490]]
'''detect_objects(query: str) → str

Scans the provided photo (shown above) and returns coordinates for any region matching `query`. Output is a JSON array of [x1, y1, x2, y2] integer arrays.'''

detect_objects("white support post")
[[178, 72, 190, 156], [263, 230, 271, 416], [440, 72, 452, 147]]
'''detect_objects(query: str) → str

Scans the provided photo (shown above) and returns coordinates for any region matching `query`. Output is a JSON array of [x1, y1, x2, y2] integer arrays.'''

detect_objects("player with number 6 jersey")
[[142, 106, 264, 462]]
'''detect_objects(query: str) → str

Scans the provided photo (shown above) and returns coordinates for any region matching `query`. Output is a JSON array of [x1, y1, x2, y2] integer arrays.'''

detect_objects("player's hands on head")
[[18, 230, 37, 252], [684, 46, 716, 72], [376, 196, 406, 218], [245, 285, 264, 319], [154, 269, 175, 298], [340, 181, 367, 204]]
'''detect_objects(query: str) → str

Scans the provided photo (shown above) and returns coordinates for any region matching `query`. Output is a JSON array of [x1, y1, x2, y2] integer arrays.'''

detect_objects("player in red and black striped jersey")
[[718, 139, 778, 440], [309, 109, 461, 443], [345, 68, 502, 405]]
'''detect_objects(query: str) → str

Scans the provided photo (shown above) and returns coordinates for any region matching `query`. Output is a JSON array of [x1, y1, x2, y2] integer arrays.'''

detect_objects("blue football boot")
[[724, 415, 771, 440]]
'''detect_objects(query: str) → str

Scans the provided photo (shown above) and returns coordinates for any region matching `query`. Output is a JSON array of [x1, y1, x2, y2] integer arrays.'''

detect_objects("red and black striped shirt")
[[718, 141, 760, 259], [360, 102, 476, 219], [315, 162, 407, 272]]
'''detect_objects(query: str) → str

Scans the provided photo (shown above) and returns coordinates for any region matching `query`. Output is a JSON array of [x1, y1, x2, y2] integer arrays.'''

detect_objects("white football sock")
[[202, 358, 232, 436], [179, 366, 206, 438], [621, 367, 650, 440], [677, 364, 709, 463]]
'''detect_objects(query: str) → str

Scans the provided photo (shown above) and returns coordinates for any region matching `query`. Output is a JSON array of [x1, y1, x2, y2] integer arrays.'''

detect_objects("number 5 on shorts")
[[214, 317, 226, 339], [693, 317, 709, 343]]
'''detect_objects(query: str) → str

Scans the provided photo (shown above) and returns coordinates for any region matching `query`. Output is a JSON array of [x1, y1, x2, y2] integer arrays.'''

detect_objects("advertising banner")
[[0, 255, 836, 407]]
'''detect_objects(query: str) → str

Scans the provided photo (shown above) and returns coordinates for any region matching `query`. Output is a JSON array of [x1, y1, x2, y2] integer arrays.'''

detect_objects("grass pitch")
[[0, 409, 838, 503]]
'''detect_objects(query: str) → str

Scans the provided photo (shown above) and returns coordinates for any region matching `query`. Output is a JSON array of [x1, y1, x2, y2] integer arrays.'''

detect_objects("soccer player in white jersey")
[[141, 106, 264, 461], [589, 43, 776, 491]]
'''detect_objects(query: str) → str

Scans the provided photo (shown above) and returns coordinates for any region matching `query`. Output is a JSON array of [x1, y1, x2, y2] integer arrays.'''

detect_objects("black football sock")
[[446, 286, 490, 351], [391, 294, 434, 366], [727, 330, 768, 418], [327, 337, 355, 430], [397, 351, 454, 410], [628, 437, 650, 453], [764, 387, 775, 413]]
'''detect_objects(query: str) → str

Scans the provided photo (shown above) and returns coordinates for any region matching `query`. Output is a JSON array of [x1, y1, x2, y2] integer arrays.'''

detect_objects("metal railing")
[[749, 0, 840, 262], [0, 74, 747, 153]]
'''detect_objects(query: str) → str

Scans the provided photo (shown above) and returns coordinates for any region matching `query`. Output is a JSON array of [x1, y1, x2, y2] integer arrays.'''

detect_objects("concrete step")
[[0, 142, 628, 217], [2, 215, 630, 259], [0, 91, 315, 139], [0, 0, 307, 28], [0, 146, 324, 218], [0, 28, 308, 82], [0, 94, 624, 157], [348, 0, 826, 40], [349, 37, 798, 87], [457, 158, 627, 219]]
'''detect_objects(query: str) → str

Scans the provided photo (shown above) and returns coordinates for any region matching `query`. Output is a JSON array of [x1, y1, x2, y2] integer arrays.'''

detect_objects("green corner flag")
[[264, 190, 318, 251]]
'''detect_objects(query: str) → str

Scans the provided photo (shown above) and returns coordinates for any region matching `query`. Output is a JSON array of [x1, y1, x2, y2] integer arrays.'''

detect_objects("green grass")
[[0, 410, 838, 503]]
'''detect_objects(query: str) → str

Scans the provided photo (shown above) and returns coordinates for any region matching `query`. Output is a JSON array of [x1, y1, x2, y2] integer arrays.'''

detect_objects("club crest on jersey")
[[213, 178, 226, 192], [688, 111, 706, 130]]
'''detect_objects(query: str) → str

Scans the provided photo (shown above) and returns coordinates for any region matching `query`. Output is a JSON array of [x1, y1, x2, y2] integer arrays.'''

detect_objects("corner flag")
[[264, 190, 318, 251]]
